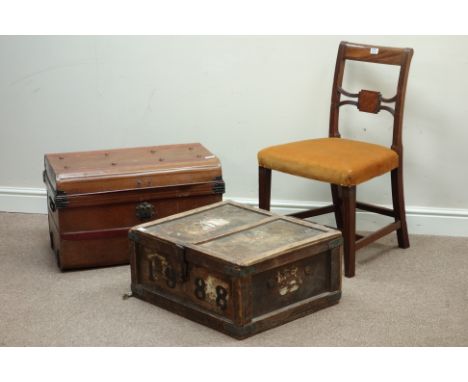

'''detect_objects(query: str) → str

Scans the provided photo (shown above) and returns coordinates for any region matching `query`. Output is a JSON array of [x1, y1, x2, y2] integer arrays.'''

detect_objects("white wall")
[[1, 36, 467, 235]]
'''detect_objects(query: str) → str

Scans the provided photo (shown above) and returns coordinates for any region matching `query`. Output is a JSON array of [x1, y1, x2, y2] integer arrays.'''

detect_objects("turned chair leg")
[[391, 167, 410, 248], [331, 184, 343, 231], [341, 186, 357, 277], [259, 166, 272, 211]]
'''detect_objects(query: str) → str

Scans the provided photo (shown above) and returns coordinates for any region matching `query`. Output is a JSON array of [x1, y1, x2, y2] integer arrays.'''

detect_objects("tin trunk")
[[44, 143, 224, 270]]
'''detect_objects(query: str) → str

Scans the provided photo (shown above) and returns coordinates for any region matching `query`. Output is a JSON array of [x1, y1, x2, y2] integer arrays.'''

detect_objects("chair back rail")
[[329, 41, 414, 156]]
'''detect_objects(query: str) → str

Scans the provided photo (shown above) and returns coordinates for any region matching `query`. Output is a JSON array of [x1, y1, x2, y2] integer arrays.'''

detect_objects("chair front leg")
[[391, 167, 410, 248], [331, 184, 343, 231], [341, 186, 357, 277], [258, 166, 272, 211]]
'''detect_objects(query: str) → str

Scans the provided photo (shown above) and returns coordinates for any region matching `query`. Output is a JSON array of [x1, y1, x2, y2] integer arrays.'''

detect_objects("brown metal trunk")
[[44, 143, 224, 270]]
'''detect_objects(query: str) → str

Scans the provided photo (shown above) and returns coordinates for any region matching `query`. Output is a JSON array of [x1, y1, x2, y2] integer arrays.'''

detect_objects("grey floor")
[[0, 212, 467, 346]]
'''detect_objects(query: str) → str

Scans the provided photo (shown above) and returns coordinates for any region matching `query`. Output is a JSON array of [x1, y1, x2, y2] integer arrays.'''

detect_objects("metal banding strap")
[[61, 227, 131, 241]]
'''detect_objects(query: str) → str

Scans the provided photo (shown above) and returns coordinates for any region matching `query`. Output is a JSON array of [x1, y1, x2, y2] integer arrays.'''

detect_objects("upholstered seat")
[[258, 138, 399, 186]]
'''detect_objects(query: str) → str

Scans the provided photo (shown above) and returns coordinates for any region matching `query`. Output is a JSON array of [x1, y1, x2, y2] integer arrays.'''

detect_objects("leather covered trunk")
[[128, 201, 342, 339], [44, 143, 224, 270]]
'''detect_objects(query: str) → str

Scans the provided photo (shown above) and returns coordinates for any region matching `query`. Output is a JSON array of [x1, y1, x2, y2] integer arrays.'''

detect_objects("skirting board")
[[1, 187, 468, 237]]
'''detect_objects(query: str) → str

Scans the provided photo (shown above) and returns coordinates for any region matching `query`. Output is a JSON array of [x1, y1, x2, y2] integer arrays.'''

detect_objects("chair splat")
[[337, 87, 396, 115]]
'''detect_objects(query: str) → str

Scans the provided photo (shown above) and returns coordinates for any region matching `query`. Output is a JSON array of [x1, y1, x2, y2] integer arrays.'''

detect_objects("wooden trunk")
[[44, 143, 224, 270], [129, 201, 342, 339]]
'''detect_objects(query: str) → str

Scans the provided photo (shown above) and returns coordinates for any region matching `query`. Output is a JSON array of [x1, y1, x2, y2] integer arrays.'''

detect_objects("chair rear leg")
[[331, 184, 343, 231], [391, 167, 410, 248], [259, 166, 272, 211], [341, 186, 356, 278]]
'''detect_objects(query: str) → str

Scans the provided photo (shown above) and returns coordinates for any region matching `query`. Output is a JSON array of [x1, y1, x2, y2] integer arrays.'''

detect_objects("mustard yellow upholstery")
[[258, 138, 399, 186]]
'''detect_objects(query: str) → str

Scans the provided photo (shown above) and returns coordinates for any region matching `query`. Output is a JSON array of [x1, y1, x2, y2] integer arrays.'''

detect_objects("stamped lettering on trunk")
[[148, 253, 169, 281], [277, 266, 303, 296], [204, 275, 229, 305]]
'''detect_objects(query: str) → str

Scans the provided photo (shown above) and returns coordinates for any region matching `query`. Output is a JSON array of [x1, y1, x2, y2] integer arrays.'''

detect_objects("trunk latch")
[[136, 202, 155, 220]]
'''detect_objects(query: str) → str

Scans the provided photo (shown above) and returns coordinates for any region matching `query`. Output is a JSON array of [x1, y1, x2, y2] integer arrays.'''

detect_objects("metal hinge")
[[175, 243, 189, 283]]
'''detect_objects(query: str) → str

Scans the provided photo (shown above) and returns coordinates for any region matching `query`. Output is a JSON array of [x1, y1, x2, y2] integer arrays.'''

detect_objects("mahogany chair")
[[258, 41, 414, 277]]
